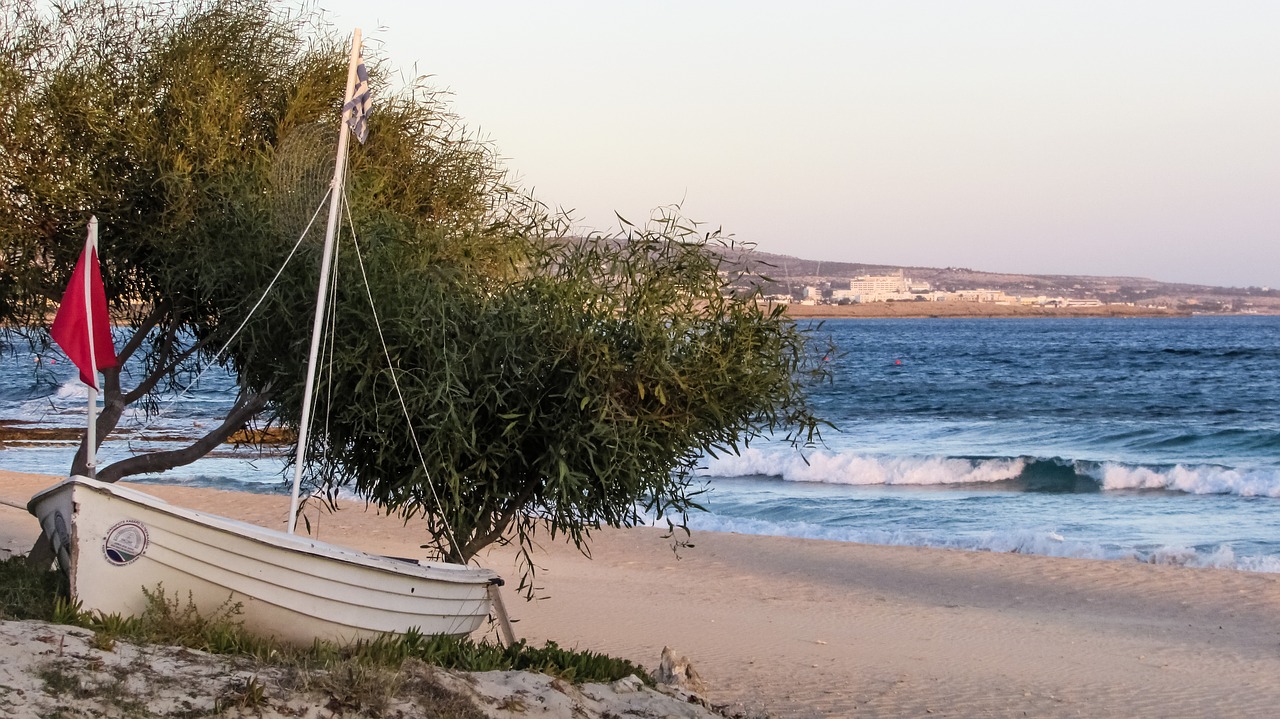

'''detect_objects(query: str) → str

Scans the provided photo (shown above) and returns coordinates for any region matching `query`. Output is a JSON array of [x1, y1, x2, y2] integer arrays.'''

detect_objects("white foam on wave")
[[10, 380, 91, 422], [700, 447, 1025, 486], [656, 512, 1280, 574], [1094, 462, 1280, 497], [51, 378, 87, 399], [10, 377, 233, 432], [701, 447, 1280, 498]]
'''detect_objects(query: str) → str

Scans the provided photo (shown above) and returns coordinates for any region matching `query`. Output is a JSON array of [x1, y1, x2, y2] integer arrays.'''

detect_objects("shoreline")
[[4, 470, 1280, 717], [778, 301, 1195, 319]]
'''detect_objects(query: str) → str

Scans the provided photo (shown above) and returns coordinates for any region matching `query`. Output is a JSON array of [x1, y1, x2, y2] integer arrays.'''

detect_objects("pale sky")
[[318, 1, 1280, 288]]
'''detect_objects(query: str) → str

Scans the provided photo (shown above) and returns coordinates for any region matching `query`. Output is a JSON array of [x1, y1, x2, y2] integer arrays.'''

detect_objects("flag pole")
[[52, 214, 116, 478], [287, 29, 363, 534], [84, 216, 99, 479]]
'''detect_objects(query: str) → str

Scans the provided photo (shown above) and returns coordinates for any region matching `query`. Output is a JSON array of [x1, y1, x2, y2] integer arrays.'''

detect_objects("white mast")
[[287, 29, 364, 533], [84, 216, 100, 479]]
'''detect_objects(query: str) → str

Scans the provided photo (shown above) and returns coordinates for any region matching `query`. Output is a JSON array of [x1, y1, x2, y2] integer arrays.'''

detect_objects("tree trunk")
[[457, 483, 540, 562], [63, 305, 276, 483], [68, 364, 127, 477], [95, 388, 272, 483]]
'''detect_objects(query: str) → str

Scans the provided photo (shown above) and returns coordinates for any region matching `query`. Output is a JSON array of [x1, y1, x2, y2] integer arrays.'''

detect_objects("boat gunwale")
[[29, 476, 498, 586]]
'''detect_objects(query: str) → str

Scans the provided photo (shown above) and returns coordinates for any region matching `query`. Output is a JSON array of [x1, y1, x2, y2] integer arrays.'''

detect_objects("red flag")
[[51, 220, 117, 390]]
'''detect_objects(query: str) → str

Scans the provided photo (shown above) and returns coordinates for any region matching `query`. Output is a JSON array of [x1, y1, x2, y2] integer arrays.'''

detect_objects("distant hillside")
[[713, 248, 1280, 313]]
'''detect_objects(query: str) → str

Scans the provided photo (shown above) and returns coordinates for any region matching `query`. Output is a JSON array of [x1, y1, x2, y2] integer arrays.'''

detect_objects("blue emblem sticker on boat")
[[103, 520, 148, 566]]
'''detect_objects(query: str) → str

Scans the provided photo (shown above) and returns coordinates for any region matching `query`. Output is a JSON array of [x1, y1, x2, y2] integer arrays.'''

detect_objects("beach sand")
[[4, 470, 1280, 718]]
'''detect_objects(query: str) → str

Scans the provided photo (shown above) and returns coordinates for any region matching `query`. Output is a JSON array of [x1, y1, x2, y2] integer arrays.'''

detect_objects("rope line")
[[340, 185, 465, 564], [122, 191, 333, 449]]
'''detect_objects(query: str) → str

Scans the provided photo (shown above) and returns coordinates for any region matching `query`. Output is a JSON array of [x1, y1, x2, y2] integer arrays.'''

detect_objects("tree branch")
[[113, 300, 165, 366], [68, 362, 128, 477], [459, 482, 539, 562], [68, 307, 212, 476], [95, 386, 272, 483], [120, 331, 216, 406]]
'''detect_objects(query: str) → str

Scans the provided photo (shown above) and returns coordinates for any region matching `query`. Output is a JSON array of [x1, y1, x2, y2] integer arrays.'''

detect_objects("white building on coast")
[[831, 270, 932, 303]]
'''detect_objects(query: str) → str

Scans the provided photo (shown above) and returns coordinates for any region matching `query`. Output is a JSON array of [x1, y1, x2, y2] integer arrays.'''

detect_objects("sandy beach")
[[4, 470, 1280, 718]]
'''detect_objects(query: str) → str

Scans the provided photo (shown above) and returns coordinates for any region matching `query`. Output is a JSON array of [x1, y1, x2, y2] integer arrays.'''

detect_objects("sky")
[[318, 1, 1280, 288]]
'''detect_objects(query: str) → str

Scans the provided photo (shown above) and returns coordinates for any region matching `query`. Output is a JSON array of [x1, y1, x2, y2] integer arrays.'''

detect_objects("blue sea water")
[[3, 316, 1279, 571], [0, 336, 286, 493], [694, 316, 1280, 572]]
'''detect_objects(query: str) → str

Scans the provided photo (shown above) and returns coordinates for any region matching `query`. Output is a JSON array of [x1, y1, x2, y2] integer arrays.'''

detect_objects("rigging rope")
[[340, 186, 466, 562], [122, 190, 332, 451]]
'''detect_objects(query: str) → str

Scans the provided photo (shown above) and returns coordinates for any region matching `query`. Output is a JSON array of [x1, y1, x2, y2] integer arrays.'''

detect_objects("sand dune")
[[4, 470, 1279, 718]]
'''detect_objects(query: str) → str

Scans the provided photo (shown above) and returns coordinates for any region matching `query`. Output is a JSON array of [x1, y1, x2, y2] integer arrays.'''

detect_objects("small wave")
[[1159, 347, 1270, 359], [51, 378, 90, 400], [1123, 426, 1280, 454], [1091, 462, 1280, 497]]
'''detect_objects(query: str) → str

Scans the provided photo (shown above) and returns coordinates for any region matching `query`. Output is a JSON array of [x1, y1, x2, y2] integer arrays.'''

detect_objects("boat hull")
[[28, 477, 497, 645]]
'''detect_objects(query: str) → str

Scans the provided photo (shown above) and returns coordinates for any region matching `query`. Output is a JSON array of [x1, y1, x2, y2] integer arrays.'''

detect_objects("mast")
[[84, 216, 100, 479], [287, 29, 364, 533]]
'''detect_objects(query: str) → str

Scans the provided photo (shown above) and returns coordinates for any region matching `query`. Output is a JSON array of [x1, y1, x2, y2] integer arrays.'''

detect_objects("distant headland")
[[716, 249, 1280, 317], [778, 301, 1189, 319]]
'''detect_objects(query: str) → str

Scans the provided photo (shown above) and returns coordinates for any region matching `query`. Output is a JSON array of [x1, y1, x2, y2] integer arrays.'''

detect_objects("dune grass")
[[3, 555, 655, 716]]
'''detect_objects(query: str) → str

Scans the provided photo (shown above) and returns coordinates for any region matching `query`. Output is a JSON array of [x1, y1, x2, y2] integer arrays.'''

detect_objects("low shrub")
[[340, 629, 652, 684], [0, 574, 652, 685]]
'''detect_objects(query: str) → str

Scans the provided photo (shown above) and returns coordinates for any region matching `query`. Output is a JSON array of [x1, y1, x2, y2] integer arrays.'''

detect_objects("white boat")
[[27, 29, 508, 645], [28, 476, 498, 644]]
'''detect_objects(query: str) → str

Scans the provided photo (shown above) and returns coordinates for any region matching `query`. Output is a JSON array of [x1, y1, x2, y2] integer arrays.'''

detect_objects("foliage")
[[0, 0, 509, 480], [104, 584, 259, 654], [328, 629, 652, 685], [2, 0, 831, 575], [216, 675, 268, 712], [303, 206, 833, 585]]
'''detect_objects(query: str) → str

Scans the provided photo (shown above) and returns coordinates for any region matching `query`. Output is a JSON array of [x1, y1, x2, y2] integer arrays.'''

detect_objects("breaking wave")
[[699, 448, 1280, 497]]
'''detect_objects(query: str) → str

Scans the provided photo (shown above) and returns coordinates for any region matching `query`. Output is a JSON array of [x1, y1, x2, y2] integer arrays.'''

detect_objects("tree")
[[298, 206, 832, 589], [0, 0, 510, 480], [2, 0, 831, 583]]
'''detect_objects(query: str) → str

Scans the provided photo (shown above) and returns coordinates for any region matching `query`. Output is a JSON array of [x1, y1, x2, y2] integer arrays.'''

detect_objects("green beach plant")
[[216, 675, 268, 712], [5, 575, 655, 685]]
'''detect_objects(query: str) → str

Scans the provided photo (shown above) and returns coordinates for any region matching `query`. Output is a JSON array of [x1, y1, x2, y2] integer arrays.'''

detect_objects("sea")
[[3, 316, 1279, 572]]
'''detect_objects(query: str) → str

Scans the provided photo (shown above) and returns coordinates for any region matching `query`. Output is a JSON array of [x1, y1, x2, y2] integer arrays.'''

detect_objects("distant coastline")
[[778, 301, 1194, 319], [725, 249, 1280, 316]]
